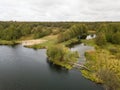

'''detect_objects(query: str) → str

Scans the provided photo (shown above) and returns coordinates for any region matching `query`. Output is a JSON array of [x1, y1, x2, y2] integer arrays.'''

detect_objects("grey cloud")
[[0, 0, 120, 21]]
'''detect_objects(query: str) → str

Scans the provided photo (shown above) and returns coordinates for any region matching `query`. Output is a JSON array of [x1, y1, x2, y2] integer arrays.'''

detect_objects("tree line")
[[95, 23, 120, 46], [0, 21, 72, 40], [57, 24, 88, 42], [0, 21, 120, 46]]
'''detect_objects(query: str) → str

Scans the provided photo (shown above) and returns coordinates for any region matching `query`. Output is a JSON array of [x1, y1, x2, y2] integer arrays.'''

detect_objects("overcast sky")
[[0, 0, 120, 21]]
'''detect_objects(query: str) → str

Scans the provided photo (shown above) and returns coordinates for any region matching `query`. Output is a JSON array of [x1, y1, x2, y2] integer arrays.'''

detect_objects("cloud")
[[0, 0, 120, 21]]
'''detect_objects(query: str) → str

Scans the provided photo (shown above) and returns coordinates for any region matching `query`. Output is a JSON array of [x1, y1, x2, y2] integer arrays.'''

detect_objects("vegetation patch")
[[26, 35, 58, 49], [47, 45, 79, 69], [82, 49, 120, 90], [57, 24, 88, 43], [62, 38, 81, 47], [81, 39, 96, 47], [0, 40, 19, 45]]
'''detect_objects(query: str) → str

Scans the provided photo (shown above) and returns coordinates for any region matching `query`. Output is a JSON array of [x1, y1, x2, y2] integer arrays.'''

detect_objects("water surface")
[[0, 45, 104, 90]]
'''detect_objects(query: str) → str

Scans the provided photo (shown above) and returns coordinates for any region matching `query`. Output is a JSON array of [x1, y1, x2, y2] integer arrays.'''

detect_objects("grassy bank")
[[81, 39, 96, 47], [25, 35, 81, 49], [47, 45, 79, 70], [81, 39, 120, 90], [25, 35, 57, 49], [0, 40, 19, 45], [61, 38, 81, 47]]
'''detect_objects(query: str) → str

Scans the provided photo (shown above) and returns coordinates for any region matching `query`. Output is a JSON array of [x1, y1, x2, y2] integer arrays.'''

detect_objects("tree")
[[95, 33, 107, 46], [47, 45, 79, 69], [33, 27, 52, 39], [57, 24, 88, 42], [111, 32, 120, 44]]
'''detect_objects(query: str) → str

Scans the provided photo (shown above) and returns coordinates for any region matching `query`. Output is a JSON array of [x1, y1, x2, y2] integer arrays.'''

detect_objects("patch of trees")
[[0, 22, 33, 40], [33, 26, 52, 39], [96, 23, 120, 45], [95, 32, 107, 46], [47, 45, 79, 69], [111, 32, 120, 44], [0, 21, 120, 44], [0, 21, 74, 40], [0, 25, 21, 40], [58, 24, 88, 42]]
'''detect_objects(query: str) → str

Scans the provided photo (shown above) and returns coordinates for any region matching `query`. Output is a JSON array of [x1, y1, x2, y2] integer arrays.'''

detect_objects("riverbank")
[[0, 40, 19, 45], [70, 42, 102, 82], [0, 45, 104, 90], [0, 39, 47, 46], [21, 39, 47, 46], [47, 45, 79, 70], [81, 39, 120, 90]]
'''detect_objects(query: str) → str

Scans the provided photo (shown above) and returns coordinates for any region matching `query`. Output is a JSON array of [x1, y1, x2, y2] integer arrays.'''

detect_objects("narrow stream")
[[71, 43, 94, 64]]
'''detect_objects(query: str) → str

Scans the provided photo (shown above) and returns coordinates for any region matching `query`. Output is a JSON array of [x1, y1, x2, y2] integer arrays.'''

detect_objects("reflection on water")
[[0, 45, 104, 90], [71, 43, 94, 64], [46, 59, 69, 73]]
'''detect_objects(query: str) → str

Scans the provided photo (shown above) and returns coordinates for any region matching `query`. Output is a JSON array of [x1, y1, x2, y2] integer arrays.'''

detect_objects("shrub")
[[84, 49, 120, 90], [111, 32, 120, 44], [57, 24, 88, 42], [95, 33, 107, 46], [47, 45, 79, 69]]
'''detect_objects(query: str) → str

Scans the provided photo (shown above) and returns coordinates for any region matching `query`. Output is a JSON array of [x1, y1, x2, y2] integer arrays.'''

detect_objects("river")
[[0, 45, 104, 90]]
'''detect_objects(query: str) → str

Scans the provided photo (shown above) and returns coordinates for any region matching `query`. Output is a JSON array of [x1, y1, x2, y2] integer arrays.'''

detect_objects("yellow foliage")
[[84, 49, 120, 89]]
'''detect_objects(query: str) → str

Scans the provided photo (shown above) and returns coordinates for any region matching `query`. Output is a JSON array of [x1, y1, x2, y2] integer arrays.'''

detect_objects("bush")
[[47, 45, 79, 69], [64, 38, 81, 47], [111, 32, 120, 44], [95, 33, 107, 46], [34, 29, 52, 39], [52, 28, 61, 35], [84, 49, 120, 90], [57, 24, 88, 42]]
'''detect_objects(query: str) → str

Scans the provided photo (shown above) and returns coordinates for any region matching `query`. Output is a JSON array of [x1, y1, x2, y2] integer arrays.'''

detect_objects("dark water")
[[0, 45, 104, 90]]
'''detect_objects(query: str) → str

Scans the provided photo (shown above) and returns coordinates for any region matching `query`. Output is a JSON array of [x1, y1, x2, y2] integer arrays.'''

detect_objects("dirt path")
[[21, 39, 47, 46]]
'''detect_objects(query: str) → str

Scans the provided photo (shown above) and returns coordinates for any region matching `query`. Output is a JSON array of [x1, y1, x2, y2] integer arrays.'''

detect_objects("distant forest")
[[0, 21, 120, 44]]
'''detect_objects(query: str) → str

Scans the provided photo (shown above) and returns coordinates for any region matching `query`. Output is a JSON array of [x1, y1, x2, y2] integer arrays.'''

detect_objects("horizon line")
[[0, 20, 120, 23]]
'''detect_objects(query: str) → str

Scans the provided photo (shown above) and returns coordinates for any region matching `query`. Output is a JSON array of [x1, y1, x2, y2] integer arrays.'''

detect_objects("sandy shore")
[[21, 39, 47, 46]]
